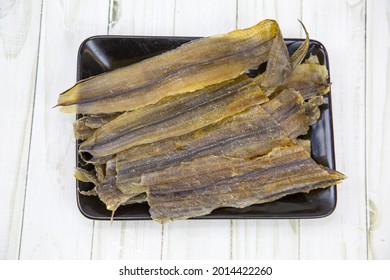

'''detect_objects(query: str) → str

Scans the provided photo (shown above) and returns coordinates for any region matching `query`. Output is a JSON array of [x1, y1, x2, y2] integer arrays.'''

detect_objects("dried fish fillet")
[[80, 76, 268, 159], [94, 159, 135, 212], [57, 20, 280, 114], [74, 167, 98, 185], [146, 145, 346, 223], [116, 89, 308, 194], [262, 89, 309, 138], [95, 178, 134, 212], [255, 20, 309, 90], [304, 96, 324, 125], [73, 113, 120, 140], [122, 193, 147, 206], [280, 61, 330, 100]]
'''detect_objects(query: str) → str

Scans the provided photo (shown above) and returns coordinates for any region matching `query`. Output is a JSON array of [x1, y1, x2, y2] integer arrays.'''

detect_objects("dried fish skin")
[[290, 21, 310, 70], [122, 193, 147, 206], [262, 89, 309, 138], [304, 96, 324, 125], [74, 167, 98, 185], [94, 159, 135, 212], [115, 105, 292, 194], [80, 76, 268, 159], [257, 28, 292, 88], [292, 139, 311, 153], [95, 178, 138, 212], [73, 120, 95, 141], [73, 113, 120, 140], [146, 146, 346, 223], [116, 89, 309, 194], [75, 167, 98, 196], [281, 63, 330, 100], [95, 164, 105, 183], [57, 20, 279, 114], [253, 20, 309, 94]]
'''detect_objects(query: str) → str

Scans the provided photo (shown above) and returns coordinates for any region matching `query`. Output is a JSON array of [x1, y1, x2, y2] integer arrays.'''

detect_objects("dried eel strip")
[[262, 89, 309, 139], [304, 96, 324, 125], [116, 106, 291, 194], [146, 146, 345, 223], [115, 89, 307, 194], [122, 193, 147, 206], [94, 159, 137, 212], [74, 167, 99, 186], [279, 55, 330, 100], [255, 20, 309, 90], [80, 76, 268, 159], [57, 19, 280, 114], [87, 160, 147, 212], [74, 113, 120, 140]]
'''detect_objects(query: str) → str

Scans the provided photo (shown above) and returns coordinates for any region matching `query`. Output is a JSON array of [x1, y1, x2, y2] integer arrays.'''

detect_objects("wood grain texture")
[[18, 0, 109, 259], [237, 0, 302, 37], [233, 0, 302, 260], [231, 220, 299, 259], [90, 0, 175, 260], [92, 221, 163, 259], [162, 220, 231, 259], [109, 0, 175, 36], [366, 0, 390, 260], [299, 0, 367, 259], [173, 0, 237, 36], [0, 0, 42, 259]]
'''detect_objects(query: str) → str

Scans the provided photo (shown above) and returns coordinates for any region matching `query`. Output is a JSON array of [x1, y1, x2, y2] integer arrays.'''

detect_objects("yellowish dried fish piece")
[[80, 76, 268, 159], [292, 139, 311, 153], [115, 105, 292, 194], [74, 167, 98, 185], [280, 58, 330, 100], [145, 145, 346, 223], [95, 164, 105, 183], [94, 159, 135, 212], [253, 20, 309, 94], [122, 193, 147, 206], [57, 19, 279, 114], [304, 96, 324, 125], [75, 167, 98, 196], [74, 113, 120, 140], [115, 89, 308, 195], [262, 89, 309, 138]]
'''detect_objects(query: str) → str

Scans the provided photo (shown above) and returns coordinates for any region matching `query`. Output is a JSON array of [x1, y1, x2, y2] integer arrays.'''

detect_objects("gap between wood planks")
[[17, 0, 44, 260]]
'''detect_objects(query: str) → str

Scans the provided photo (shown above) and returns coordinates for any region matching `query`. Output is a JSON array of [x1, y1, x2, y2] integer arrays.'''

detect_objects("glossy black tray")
[[76, 36, 336, 220]]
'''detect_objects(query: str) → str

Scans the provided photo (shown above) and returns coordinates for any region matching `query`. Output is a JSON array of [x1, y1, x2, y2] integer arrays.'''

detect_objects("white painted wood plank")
[[162, 220, 231, 259], [299, 0, 367, 259], [366, 0, 390, 260], [0, 0, 42, 259], [174, 0, 237, 36], [91, 0, 175, 260], [92, 221, 163, 259], [232, 0, 302, 260], [237, 0, 302, 37], [18, 0, 109, 259], [159, 0, 237, 260], [231, 220, 299, 259], [109, 0, 175, 36]]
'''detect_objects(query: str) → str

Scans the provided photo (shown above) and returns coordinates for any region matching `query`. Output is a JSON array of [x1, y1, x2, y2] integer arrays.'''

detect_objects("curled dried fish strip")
[[116, 89, 308, 194], [146, 146, 345, 223], [57, 20, 279, 114], [80, 76, 268, 159]]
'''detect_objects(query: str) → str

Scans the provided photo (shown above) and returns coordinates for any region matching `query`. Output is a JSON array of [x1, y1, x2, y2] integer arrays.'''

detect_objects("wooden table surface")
[[0, 0, 388, 260]]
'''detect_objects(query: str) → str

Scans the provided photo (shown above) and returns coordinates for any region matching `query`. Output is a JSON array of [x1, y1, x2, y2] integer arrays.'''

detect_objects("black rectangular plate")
[[76, 36, 337, 220]]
